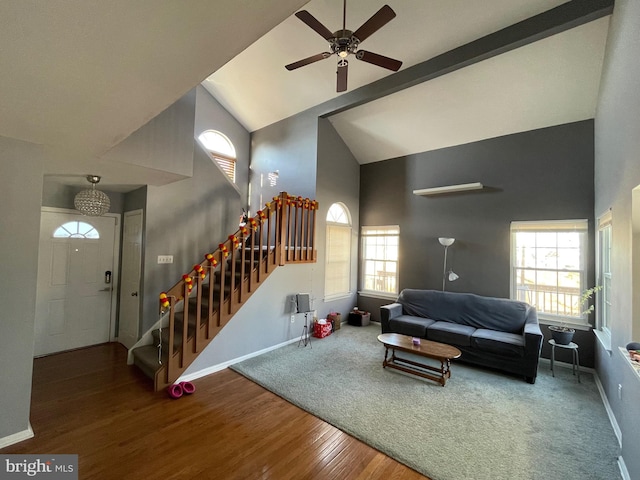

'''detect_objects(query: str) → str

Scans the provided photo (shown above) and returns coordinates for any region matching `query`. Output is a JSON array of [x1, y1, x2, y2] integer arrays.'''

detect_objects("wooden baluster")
[[167, 296, 176, 384], [180, 279, 190, 368], [218, 250, 226, 326], [207, 261, 215, 336], [194, 273, 202, 353], [276, 192, 289, 265], [311, 204, 317, 260], [229, 238, 237, 314]]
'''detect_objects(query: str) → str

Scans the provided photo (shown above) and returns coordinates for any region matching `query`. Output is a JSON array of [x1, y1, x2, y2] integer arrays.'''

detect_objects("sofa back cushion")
[[398, 289, 528, 334]]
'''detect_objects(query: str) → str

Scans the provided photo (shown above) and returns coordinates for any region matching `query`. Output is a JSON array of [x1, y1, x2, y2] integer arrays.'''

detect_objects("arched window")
[[325, 203, 352, 299], [53, 221, 100, 239], [198, 130, 236, 183]]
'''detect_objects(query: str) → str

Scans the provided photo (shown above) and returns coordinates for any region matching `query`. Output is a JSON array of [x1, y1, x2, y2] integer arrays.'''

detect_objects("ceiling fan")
[[285, 0, 402, 92]]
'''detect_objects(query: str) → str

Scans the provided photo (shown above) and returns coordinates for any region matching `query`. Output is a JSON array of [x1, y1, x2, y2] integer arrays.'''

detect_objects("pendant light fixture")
[[74, 175, 110, 216]]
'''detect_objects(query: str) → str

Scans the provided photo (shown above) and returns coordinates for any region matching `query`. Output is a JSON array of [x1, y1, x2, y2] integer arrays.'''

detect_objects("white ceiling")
[[0, 0, 611, 191], [0, 0, 308, 189], [203, 0, 610, 164]]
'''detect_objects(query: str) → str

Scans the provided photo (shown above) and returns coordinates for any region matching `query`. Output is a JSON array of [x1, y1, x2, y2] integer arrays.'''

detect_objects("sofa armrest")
[[380, 302, 403, 333], [523, 306, 543, 356]]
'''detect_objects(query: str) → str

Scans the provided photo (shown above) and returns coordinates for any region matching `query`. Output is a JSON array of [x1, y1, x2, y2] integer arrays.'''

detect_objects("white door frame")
[[40, 207, 121, 342]]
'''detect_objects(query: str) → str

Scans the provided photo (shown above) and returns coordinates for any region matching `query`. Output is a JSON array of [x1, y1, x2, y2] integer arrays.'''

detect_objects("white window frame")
[[360, 225, 399, 298], [197, 130, 236, 183], [510, 220, 588, 327], [324, 203, 352, 301], [596, 210, 612, 338]]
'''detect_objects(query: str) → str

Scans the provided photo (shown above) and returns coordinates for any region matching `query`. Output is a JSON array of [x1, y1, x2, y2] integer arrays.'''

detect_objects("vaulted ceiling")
[[204, 0, 610, 164], [0, 1, 611, 190]]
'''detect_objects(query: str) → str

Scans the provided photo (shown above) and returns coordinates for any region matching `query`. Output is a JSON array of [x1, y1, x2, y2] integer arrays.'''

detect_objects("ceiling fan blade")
[[352, 5, 396, 43], [356, 50, 402, 71], [295, 10, 334, 41], [336, 61, 348, 92], [285, 52, 332, 71]]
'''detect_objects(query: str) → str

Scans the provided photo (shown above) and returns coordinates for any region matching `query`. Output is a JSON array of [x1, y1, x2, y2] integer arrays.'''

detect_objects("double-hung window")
[[510, 220, 588, 325], [361, 226, 399, 296], [325, 203, 352, 299]]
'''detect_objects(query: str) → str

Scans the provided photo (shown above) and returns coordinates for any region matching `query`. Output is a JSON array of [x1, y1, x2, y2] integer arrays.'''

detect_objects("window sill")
[[538, 318, 592, 332], [618, 347, 640, 381], [324, 293, 353, 302], [358, 290, 398, 301], [594, 329, 612, 353]]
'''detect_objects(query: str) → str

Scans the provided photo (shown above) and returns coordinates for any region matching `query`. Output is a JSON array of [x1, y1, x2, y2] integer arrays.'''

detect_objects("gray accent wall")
[[357, 121, 595, 364], [0, 138, 44, 439], [593, 0, 640, 476], [142, 147, 242, 333], [195, 85, 251, 206], [314, 118, 360, 320], [249, 111, 317, 212]]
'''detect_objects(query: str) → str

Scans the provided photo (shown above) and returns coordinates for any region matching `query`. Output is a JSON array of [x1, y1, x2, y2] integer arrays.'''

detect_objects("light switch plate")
[[158, 255, 173, 264]]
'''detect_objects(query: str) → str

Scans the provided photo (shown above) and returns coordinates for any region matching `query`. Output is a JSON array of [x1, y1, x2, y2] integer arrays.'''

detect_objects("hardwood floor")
[[2, 343, 428, 480]]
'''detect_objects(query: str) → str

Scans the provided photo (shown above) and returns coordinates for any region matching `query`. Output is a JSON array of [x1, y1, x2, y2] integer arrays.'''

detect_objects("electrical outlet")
[[618, 384, 622, 400], [290, 314, 295, 323], [157, 255, 173, 264]]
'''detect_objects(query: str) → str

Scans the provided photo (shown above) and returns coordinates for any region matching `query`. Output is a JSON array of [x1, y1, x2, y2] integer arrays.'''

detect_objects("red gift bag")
[[313, 321, 332, 338]]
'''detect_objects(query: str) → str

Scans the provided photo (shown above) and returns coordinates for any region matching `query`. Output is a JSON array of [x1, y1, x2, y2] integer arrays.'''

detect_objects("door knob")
[[131, 292, 138, 297]]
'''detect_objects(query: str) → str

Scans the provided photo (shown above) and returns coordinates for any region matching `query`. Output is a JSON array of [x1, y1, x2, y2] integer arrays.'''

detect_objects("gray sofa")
[[381, 289, 543, 383]]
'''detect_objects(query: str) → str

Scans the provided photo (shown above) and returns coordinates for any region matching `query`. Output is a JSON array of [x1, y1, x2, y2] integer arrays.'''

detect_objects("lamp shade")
[[438, 237, 455, 247], [74, 175, 110, 216]]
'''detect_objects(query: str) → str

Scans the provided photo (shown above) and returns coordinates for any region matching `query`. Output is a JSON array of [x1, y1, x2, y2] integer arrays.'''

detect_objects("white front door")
[[34, 211, 117, 356], [118, 210, 143, 349]]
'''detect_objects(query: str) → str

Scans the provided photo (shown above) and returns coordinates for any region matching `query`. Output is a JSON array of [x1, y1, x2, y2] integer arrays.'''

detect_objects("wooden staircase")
[[131, 193, 318, 391]]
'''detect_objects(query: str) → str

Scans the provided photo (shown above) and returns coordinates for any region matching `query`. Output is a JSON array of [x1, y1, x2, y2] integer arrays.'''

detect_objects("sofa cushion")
[[427, 321, 476, 347], [389, 315, 434, 338], [398, 289, 528, 334], [472, 329, 525, 357]]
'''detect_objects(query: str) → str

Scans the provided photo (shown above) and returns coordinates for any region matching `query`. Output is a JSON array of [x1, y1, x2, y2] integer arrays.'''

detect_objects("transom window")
[[197, 130, 236, 183], [53, 221, 100, 239], [361, 226, 399, 296], [510, 220, 587, 323], [325, 203, 352, 299]]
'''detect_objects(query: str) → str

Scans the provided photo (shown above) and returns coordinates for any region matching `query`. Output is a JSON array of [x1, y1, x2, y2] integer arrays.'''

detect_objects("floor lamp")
[[438, 237, 459, 291]]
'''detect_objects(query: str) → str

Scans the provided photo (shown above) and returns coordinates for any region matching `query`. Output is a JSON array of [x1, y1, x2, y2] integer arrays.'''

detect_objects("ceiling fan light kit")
[[285, 1, 402, 92]]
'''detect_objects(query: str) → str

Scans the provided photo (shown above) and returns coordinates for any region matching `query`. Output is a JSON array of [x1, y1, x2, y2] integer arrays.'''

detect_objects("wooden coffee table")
[[377, 333, 462, 386]]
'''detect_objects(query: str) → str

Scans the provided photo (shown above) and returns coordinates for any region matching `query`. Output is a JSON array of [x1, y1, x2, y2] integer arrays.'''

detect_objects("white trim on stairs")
[[0, 423, 34, 449]]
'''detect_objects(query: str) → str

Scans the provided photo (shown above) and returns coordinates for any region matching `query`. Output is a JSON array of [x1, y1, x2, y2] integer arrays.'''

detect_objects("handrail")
[[154, 192, 318, 389]]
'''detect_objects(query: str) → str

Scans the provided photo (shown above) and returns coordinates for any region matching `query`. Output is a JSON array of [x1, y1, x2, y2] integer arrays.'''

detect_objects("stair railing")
[[155, 192, 317, 388]]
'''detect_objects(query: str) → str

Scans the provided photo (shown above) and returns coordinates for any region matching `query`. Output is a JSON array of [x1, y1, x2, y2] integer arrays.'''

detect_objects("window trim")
[[596, 210, 612, 346], [510, 219, 588, 326], [360, 225, 400, 297], [197, 130, 237, 184]]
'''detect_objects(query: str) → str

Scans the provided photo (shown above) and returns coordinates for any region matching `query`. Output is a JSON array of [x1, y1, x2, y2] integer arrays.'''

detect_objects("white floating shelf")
[[413, 182, 483, 196]]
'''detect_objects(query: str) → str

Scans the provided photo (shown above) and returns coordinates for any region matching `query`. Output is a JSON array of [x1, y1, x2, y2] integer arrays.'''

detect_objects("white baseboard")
[[177, 336, 303, 384], [0, 424, 34, 449], [618, 455, 630, 480], [592, 371, 622, 447], [592, 371, 629, 480]]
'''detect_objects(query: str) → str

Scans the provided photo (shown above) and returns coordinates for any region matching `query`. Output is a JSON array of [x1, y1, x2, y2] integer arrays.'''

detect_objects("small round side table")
[[549, 339, 580, 382]]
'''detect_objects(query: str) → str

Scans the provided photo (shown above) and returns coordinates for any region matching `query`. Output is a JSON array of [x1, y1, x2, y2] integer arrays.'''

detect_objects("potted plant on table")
[[549, 286, 602, 345]]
